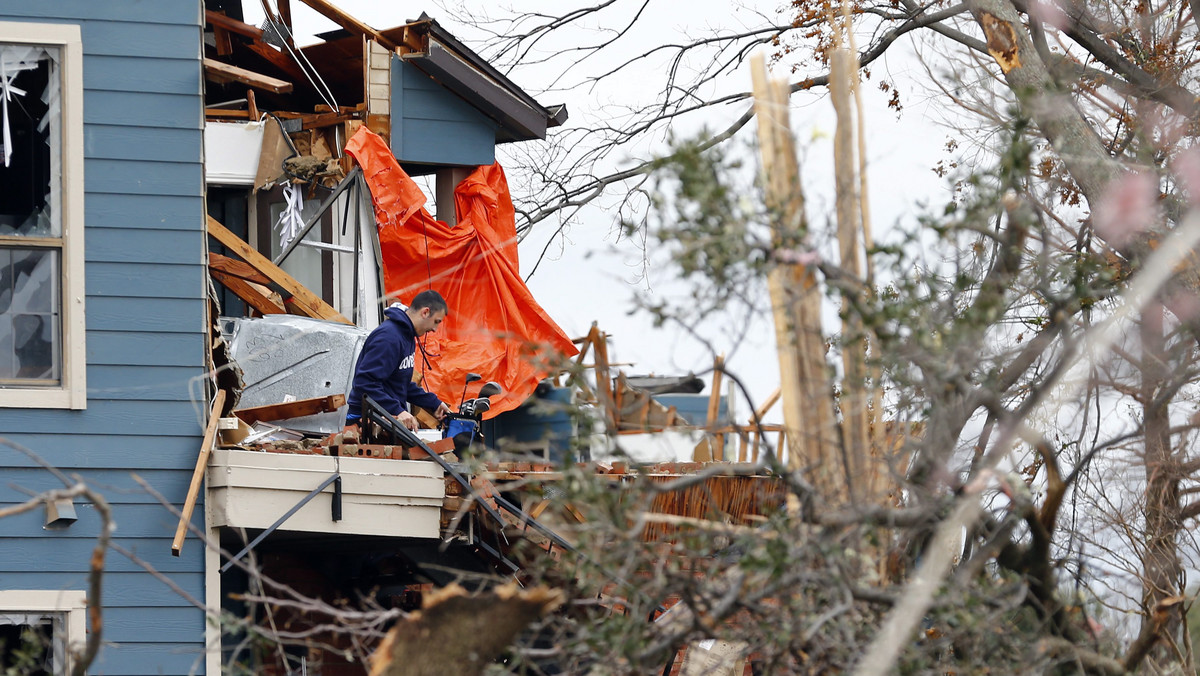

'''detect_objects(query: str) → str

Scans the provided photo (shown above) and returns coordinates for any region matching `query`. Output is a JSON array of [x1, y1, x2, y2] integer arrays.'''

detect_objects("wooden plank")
[[205, 108, 251, 120], [213, 24, 233, 55], [172, 390, 226, 557], [204, 9, 264, 40], [210, 269, 286, 316], [203, 57, 294, 94], [209, 251, 272, 285], [295, 0, 396, 49], [233, 393, 346, 425], [207, 216, 351, 324]]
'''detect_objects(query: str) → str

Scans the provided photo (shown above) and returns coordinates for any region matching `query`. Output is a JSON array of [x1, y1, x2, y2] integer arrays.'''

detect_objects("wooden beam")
[[208, 216, 352, 325], [244, 41, 310, 86], [172, 390, 227, 556], [210, 252, 272, 285], [753, 387, 781, 422], [204, 57, 294, 94], [205, 108, 252, 119], [213, 25, 233, 56], [295, 0, 396, 50], [276, 0, 293, 33], [706, 354, 726, 461], [210, 269, 286, 316], [233, 394, 346, 425], [590, 324, 618, 433], [205, 10, 264, 40]]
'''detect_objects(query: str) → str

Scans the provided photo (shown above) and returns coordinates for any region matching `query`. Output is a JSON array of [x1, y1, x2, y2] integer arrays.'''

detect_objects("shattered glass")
[[0, 248, 60, 382]]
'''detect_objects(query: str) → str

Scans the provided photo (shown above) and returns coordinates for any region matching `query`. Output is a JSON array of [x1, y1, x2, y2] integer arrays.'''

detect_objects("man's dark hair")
[[411, 289, 448, 314]]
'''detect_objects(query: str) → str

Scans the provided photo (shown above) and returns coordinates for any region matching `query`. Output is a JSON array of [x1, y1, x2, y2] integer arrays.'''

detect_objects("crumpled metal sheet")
[[221, 315, 368, 435]]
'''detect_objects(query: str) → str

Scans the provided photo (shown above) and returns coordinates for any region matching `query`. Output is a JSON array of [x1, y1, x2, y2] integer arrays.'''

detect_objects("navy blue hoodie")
[[346, 305, 443, 423]]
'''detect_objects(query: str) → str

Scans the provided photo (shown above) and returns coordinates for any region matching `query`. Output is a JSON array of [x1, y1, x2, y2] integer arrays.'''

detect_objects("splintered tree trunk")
[[750, 54, 840, 497], [1137, 304, 1184, 663], [830, 24, 869, 505]]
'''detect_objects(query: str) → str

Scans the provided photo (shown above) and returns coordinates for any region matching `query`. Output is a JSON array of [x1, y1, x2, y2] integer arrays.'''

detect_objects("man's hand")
[[434, 401, 451, 420], [397, 410, 419, 431]]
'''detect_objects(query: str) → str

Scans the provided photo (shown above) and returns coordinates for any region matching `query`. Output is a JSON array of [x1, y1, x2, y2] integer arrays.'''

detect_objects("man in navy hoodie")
[[347, 289, 452, 430]]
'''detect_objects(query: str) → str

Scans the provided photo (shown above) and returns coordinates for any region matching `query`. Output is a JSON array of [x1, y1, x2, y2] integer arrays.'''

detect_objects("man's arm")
[[353, 335, 404, 416], [406, 379, 449, 419]]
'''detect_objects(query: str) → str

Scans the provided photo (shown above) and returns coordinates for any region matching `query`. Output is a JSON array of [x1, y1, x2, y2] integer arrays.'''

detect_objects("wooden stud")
[[233, 394, 347, 425], [204, 58, 294, 94], [172, 390, 227, 556], [210, 269, 286, 316], [247, 89, 258, 120], [205, 10, 264, 40], [213, 25, 233, 56]]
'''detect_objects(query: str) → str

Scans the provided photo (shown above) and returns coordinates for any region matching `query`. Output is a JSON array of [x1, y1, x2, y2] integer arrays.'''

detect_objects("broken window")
[[0, 612, 60, 675], [0, 591, 85, 675], [0, 45, 61, 385], [0, 23, 85, 409]]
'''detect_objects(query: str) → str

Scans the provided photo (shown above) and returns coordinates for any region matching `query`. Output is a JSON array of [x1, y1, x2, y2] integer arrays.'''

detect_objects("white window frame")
[[0, 589, 87, 674], [0, 22, 85, 409]]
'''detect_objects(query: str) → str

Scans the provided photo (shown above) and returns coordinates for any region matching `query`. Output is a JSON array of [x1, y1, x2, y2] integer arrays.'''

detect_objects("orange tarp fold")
[[345, 127, 578, 418]]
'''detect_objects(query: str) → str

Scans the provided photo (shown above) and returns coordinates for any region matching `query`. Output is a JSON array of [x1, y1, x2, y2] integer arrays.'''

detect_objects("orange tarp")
[[345, 127, 578, 417]]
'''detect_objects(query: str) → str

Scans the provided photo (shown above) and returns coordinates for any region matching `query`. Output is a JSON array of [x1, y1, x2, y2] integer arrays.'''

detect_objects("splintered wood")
[[367, 583, 563, 676]]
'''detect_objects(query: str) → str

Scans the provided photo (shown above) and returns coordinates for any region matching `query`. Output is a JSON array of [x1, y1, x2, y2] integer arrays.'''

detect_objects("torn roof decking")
[[204, 6, 566, 144]]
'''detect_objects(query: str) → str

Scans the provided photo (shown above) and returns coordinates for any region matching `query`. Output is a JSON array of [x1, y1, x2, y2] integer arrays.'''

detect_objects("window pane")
[[0, 247, 59, 384], [0, 44, 60, 238]]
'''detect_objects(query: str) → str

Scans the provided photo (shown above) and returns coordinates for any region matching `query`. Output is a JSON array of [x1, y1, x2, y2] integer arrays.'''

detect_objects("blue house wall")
[[0, 2, 208, 674], [391, 55, 498, 167]]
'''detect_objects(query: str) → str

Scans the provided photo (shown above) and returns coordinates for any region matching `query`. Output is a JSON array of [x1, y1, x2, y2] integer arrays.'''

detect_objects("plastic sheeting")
[[344, 127, 578, 418]]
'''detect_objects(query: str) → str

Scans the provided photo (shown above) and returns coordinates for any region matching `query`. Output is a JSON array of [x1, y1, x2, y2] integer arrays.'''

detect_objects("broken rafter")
[[210, 269, 286, 316], [295, 0, 396, 50], [205, 10, 264, 41], [207, 216, 351, 325], [204, 57, 294, 94]]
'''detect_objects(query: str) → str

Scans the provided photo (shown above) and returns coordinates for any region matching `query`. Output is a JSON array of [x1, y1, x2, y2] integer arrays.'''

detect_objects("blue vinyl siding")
[[391, 55, 497, 166], [0, 4, 208, 673]]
